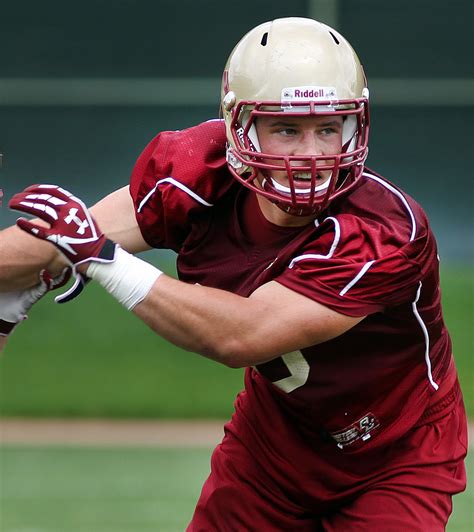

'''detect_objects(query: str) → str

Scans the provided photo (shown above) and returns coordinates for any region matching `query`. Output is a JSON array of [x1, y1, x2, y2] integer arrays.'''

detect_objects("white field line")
[[0, 418, 472, 449]]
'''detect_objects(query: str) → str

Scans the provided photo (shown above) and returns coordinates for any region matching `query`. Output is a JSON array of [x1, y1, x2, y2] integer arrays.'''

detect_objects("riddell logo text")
[[281, 86, 337, 101], [293, 89, 325, 98]]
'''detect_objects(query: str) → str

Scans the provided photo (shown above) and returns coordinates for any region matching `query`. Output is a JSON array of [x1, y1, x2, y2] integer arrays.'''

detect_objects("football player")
[[2, 18, 467, 530]]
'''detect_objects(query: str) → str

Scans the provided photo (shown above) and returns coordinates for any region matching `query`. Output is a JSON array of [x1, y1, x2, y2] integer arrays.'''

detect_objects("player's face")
[[255, 114, 344, 191]]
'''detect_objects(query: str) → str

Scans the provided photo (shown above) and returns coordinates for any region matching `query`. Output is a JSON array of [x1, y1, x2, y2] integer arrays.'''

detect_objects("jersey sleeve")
[[276, 214, 435, 317], [129, 120, 232, 251]]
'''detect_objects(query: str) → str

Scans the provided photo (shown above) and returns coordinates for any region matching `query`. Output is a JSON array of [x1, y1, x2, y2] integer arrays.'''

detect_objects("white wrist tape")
[[86, 247, 162, 310]]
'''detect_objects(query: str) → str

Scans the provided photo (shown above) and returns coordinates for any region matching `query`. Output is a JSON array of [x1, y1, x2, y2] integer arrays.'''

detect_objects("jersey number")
[[272, 351, 310, 393]]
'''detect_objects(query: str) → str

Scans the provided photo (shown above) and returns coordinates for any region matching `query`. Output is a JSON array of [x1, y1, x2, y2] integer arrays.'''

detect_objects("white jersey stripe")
[[339, 260, 376, 296], [363, 172, 417, 242], [137, 185, 158, 213], [412, 281, 439, 390], [137, 177, 213, 213], [288, 217, 340, 269]]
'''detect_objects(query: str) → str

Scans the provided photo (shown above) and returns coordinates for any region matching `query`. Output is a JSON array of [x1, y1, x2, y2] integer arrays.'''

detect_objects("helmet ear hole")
[[260, 32, 268, 46]]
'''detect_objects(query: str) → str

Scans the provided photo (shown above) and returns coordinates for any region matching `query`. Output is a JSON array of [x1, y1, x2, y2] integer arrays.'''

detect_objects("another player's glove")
[[9, 184, 117, 269], [0, 268, 70, 336]]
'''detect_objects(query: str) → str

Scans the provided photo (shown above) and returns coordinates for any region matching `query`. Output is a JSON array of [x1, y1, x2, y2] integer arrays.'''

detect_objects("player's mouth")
[[268, 172, 331, 195]]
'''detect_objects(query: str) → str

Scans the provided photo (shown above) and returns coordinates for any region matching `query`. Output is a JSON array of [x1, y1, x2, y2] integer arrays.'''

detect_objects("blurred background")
[[0, 1, 473, 530], [1, 0, 473, 260]]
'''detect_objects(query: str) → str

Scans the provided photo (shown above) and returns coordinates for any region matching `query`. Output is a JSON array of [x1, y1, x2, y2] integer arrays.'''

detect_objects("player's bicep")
[[90, 185, 151, 253], [249, 281, 365, 358]]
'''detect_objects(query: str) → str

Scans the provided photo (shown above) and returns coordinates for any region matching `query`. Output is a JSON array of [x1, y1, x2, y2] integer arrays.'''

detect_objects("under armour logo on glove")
[[9, 184, 117, 269], [64, 207, 90, 235]]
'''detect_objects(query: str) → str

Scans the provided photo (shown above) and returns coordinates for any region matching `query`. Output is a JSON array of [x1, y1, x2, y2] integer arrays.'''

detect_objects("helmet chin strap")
[[242, 113, 262, 152]]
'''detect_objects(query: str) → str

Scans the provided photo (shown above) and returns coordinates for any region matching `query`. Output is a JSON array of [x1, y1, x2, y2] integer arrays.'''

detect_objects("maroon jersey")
[[130, 119, 458, 454]]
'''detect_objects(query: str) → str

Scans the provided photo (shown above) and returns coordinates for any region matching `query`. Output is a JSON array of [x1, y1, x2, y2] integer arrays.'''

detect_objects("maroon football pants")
[[187, 391, 467, 531]]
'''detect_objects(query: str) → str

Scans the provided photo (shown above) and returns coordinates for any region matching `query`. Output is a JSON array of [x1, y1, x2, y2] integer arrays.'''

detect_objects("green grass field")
[[439, 266, 474, 415], [0, 445, 472, 532], [0, 446, 208, 531], [0, 256, 244, 419]]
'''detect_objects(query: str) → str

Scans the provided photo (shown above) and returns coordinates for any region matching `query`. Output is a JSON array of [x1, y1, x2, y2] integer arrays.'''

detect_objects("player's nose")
[[291, 132, 322, 164]]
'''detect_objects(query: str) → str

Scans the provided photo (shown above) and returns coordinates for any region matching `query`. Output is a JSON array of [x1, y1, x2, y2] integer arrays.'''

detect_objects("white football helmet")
[[221, 17, 370, 215]]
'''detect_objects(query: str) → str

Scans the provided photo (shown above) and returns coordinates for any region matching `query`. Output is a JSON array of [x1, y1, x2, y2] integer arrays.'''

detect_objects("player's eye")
[[279, 128, 298, 137], [320, 127, 337, 136]]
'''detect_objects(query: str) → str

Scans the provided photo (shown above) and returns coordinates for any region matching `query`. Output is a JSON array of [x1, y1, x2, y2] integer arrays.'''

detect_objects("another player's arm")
[[0, 185, 149, 291], [132, 276, 365, 368], [0, 224, 61, 291]]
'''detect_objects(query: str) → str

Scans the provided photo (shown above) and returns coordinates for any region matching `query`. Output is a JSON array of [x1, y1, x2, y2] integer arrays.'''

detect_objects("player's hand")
[[9, 184, 117, 269], [0, 267, 70, 337]]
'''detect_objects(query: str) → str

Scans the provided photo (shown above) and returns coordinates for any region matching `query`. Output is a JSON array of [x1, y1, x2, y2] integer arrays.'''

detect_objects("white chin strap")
[[342, 115, 357, 152], [264, 175, 332, 195], [242, 112, 262, 151]]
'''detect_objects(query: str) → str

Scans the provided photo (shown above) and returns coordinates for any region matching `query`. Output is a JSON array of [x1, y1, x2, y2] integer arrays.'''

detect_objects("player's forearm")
[[86, 249, 361, 367], [83, 247, 270, 367], [83, 247, 277, 368], [132, 275, 275, 368]]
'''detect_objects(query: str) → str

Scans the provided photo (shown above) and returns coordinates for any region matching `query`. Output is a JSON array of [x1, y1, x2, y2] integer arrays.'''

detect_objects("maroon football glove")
[[9, 184, 117, 268]]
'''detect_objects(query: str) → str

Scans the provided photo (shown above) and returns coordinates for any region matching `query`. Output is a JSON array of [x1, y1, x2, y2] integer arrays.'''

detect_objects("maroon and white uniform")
[[130, 120, 467, 530]]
